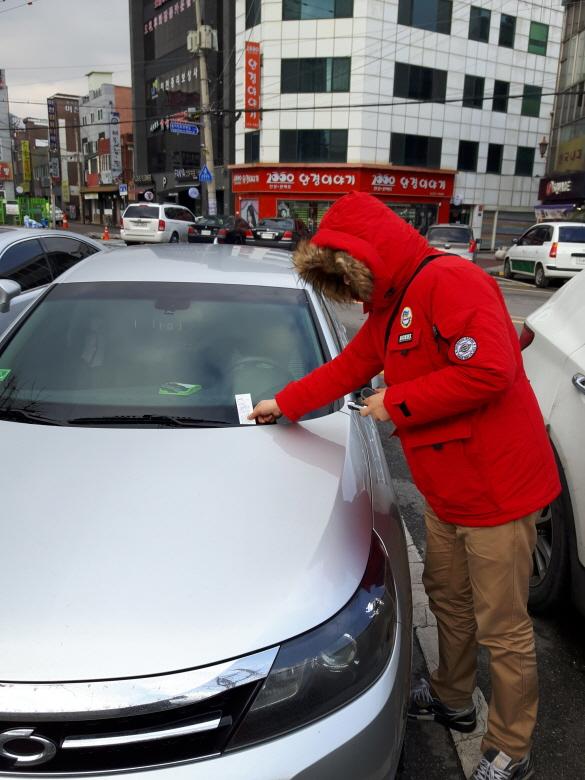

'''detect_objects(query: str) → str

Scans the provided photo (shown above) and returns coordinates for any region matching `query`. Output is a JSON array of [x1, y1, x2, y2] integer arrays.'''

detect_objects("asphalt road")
[[336, 275, 585, 779]]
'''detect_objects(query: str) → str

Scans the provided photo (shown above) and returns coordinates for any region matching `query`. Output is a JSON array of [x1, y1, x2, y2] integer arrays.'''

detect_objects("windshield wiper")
[[68, 414, 234, 428], [0, 408, 67, 426]]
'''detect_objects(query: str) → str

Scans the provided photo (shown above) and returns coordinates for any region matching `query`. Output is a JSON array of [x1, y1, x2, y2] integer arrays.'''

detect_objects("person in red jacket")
[[249, 192, 560, 780]]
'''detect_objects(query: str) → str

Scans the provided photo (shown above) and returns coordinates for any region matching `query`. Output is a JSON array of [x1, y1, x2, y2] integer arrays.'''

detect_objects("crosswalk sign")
[[199, 165, 213, 183]]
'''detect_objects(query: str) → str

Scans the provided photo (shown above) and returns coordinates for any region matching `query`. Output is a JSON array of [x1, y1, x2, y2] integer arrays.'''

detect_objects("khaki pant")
[[422, 505, 539, 760]]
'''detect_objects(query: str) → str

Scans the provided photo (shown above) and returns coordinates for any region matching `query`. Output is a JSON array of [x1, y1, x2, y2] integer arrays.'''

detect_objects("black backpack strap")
[[383, 253, 450, 349]]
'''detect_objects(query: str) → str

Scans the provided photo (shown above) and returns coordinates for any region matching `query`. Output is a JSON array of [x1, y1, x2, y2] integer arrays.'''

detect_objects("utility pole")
[[191, 0, 218, 215]]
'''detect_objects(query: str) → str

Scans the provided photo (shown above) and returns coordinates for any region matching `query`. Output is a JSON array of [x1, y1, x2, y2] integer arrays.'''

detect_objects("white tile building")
[[233, 0, 564, 247]]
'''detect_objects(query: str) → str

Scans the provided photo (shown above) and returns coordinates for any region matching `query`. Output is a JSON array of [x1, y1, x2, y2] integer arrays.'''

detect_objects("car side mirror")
[[0, 279, 22, 314], [443, 242, 451, 249], [512, 238, 518, 244]]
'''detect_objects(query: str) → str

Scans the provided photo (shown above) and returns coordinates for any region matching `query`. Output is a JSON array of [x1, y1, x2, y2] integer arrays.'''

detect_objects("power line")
[[0, 0, 40, 15]]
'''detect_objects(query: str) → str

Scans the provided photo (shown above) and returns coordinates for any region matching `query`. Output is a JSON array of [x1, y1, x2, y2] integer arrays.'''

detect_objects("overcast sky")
[[2, 0, 131, 121]]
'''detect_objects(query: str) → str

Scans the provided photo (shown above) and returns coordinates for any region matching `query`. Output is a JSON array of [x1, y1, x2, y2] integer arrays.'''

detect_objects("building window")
[[492, 80, 509, 113], [246, 0, 261, 28], [528, 21, 548, 55], [282, 0, 353, 21], [457, 140, 479, 171], [521, 85, 542, 117], [390, 133, 442, 167], [397, 0, 452, 35], [393, 62, 447, 102], [281, 58, 351, 93], [469, 6, 490, 43], [280, 129, 348, 162], [486, 143, 503, 174], [515, 146, 535, 176], [97, 109, 103, 121], [245, 131, 260, 163], [463, 75, 485, 108], [499, 14, 516, 48]]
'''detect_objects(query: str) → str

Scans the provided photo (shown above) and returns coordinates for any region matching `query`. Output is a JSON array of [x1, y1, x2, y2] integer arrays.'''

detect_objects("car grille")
[[0, 648, 277, 774]]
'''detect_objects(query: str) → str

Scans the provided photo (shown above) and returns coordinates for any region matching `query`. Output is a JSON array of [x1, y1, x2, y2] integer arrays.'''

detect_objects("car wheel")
[[503, 258, 514, 279], [170, 232, 180, 244], [534, 264, 549, 288], [528, 467, 571, 614]]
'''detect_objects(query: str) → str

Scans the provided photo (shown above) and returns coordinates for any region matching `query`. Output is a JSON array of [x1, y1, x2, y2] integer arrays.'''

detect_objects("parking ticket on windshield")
[[235, 393, 255, 425]]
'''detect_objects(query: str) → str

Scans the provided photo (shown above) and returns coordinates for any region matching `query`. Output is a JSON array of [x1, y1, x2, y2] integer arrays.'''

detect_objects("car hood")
[[0, 412, 372, 681]]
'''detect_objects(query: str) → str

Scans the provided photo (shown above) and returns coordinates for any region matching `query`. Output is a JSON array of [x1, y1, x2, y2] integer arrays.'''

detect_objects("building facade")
[[79, 72, 134, 225], [129, 0, 235, 213], [47, 93, 83, 219], [538, 0, 585, 219], [0, 69, 15, 202], [234, 0, 563, 245], [11, 118, 50, 200]]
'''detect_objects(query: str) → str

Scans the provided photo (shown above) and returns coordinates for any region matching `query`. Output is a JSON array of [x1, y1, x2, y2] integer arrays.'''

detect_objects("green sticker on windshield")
[[159, 382, 202, 397], [0, 369, 12, 382]]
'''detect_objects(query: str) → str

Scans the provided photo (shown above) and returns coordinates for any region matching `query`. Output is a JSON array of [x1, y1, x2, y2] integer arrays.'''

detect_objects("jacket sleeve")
[[276, 317, 383, 421], [384, 270, 518, 428]]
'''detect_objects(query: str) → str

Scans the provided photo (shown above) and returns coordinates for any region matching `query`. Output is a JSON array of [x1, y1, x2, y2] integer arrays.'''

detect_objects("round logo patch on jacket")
[[400, 306, 413, 328], [454, 336, 477, 360]]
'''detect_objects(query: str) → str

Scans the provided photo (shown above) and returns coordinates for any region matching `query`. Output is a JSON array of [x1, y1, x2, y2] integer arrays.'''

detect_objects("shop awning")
[[534, 202, 577, 220]]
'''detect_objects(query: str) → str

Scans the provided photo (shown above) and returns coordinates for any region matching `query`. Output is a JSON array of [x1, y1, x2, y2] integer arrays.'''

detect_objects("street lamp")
[[539, 136, 549, 158]]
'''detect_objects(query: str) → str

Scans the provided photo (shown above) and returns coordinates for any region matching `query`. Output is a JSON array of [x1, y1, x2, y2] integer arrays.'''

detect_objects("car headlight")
[[226, 533, 397, 750]]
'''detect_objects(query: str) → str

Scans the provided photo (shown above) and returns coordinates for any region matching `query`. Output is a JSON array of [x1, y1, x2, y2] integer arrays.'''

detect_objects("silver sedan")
[[0, 243, 412, 779]]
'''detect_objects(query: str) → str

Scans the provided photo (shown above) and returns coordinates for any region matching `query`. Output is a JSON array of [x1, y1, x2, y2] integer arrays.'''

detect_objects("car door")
[[40, 236, 100, 278], [0, 238, 53, 334], [510, 227, 538, 276]]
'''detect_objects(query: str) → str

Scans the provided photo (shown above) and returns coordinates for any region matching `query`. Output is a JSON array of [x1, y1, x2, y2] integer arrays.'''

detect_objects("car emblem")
[[0, 728, 57, 767]]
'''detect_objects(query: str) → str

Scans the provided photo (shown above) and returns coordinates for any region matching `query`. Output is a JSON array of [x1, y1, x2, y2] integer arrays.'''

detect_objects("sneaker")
[[408, 678, 477, 733], [471, 748, 534, 779]]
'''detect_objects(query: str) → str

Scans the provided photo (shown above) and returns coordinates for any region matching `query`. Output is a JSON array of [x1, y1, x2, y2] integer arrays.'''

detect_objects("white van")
[[121, 203, 197, 244]]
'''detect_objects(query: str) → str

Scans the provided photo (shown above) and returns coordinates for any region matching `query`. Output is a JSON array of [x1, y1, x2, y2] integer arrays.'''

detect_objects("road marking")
[[405, 524, 489, 779]]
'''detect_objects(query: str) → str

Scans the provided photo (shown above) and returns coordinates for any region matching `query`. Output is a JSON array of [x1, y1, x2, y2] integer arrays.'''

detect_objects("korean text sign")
[[245, 42, 261, 130]]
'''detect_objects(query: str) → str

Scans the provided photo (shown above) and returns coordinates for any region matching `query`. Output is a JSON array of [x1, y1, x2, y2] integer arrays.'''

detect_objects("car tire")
[[170, 232, 180, 244], [528, 463, 571, 614], [534, 264, 549, 288], [503, 258, 514, 279]]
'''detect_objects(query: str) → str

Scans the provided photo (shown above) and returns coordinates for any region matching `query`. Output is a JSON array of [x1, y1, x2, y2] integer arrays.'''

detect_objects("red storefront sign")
[[232, 165, 454, 199], [0, 162, 13, 181], [245, 42, 261, 130]]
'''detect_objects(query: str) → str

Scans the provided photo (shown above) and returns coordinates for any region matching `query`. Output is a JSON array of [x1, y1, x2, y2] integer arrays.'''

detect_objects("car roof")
[[0, 229, 104, 252], [531, 222, 585, 227], [427, 223, 471, 229], [125, 202, 193, 209], [55, 243, 300, 288]]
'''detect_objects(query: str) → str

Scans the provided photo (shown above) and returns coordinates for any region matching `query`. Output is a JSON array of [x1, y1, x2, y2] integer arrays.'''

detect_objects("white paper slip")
[[235, 393, 255, 425]]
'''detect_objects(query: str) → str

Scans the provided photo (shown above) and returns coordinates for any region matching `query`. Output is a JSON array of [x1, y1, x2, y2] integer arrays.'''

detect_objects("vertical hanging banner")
[[110, 112, 123, 180], [245, 42, 261, 129]]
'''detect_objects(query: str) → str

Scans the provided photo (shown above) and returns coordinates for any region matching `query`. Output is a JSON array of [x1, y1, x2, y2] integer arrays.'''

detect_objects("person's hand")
[[248, 399, 282, 424], [359, 388, 391, 422]]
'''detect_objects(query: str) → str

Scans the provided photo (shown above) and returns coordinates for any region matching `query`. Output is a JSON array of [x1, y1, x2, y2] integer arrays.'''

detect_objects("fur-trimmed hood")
[[293, 192, 433, 311]]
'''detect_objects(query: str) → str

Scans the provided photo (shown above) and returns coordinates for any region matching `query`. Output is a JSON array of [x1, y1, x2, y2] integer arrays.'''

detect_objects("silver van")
[[121, 203, 196, 244]]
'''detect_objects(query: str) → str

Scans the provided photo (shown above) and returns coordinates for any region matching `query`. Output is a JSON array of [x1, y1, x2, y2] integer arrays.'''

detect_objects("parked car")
[[121, 203, 196, 245], [216, 215, 252, 244], [188, 214, 226, 243], [425, 224, 478, 263], [521, 269, 585, 616], [0, 243, 412, 779], [504, 222, 585, 288], [0, 229, 104, 332], [52, 206, 64, 226], [249, 217, 311, 250]]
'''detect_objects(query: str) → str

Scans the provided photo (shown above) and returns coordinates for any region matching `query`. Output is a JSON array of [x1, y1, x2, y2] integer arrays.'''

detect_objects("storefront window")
[[281, 58, 351, 93], [283, 0, 353, 20], [398, 0, 452, 35], [276, 200, 334, 232], [386, 202, 438, 234], [279, 130, 348, 163]]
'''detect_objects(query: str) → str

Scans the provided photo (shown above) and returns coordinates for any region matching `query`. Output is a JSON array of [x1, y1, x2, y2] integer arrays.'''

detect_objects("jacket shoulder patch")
[[454, 336, 477, 360]]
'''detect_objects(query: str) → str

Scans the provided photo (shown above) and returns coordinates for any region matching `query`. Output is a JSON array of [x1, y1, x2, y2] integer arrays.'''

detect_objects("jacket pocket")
[[402, 418, 500, 517]]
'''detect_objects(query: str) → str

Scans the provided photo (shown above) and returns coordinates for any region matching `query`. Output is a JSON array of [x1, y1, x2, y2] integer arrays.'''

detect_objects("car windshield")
[[427, 227, 471, 243], [258, 219, 294, 230], [123, 205, 159, 219], [0, 282, 326, 426], [558, 226, 585, 243]]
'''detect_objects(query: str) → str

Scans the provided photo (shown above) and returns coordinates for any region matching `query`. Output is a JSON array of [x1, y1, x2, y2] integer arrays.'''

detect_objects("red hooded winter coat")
[[275, 193, 560, 526]]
